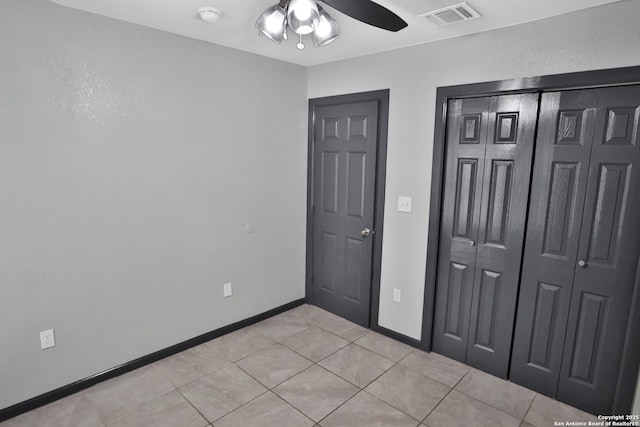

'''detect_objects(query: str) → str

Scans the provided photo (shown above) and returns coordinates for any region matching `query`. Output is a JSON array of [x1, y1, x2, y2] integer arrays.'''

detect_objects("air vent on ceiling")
[[419, 2, 481, 27]]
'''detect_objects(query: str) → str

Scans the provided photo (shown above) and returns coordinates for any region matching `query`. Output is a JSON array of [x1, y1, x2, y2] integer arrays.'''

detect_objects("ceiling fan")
[[256, 0, 407, 49]]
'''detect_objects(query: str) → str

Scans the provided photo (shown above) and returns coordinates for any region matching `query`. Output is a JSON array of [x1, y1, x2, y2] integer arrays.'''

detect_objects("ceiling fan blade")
[[319, 0, 407, 32]]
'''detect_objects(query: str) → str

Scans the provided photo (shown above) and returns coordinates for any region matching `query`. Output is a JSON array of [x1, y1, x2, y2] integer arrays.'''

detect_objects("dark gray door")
[[432, 94, 538, 377], [466, 94, 538, 377], [432, 96, 489, 363], [510, 89, 599, 395], [557, 86, 640, 414], [310, 100, 378, 326], [511, 85, 640, 415]]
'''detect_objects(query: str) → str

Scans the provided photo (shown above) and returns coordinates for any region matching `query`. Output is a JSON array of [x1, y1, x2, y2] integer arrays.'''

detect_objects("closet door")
[[432, 94, 538, 377], [510, 89, 599, 396], [511, 85, 640, 415], [432, 97, 490, 362], [556, 86, 640, 414], [466, 94, 538, 377]]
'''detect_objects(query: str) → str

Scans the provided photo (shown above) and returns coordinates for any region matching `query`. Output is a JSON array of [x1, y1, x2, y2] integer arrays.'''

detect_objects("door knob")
[[578, 260, 587, 267], [361, 227, 372, 237], [469, 240, 476, 247]]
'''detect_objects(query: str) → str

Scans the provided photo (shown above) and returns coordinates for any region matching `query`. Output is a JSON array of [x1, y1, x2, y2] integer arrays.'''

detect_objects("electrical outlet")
[[40, 329, 55, 349], [393, 288, 401, 303], [398, 196, 412, 213], [224, 282, 232, 297]]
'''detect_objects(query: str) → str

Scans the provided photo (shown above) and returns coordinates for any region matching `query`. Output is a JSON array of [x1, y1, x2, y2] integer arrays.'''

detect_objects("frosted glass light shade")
[[312, 9, 339, 46], [256, 4, 287, 43], [287, 0, 319, 35]]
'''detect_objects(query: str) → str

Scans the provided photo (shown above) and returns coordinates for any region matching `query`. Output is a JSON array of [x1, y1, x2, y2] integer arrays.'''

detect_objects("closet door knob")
[[469, 240, 476, 247], [578, 260, 587, 267]]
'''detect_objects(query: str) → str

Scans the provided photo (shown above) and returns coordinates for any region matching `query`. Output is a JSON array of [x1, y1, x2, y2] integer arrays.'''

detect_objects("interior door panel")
[[510, 89, 599, 396], [311, 101, 379, 326], [510, 85, 640, 415], [433, 93, 539, 378]]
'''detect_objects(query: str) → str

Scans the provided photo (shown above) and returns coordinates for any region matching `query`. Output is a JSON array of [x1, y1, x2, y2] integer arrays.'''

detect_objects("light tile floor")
[[1, 304, 599, 427]]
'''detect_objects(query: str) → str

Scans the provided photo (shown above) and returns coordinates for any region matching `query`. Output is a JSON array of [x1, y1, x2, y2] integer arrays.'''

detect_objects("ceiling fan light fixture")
[[312, 8, 340, 46], [296, 33, 305, 50], [255, 4, 287, 43], [286, 0, 320, 35]]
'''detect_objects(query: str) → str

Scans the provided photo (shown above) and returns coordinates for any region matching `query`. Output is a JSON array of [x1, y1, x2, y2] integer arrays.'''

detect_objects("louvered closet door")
[[432, 94, 538, 377], [511, 85, 640, 415]]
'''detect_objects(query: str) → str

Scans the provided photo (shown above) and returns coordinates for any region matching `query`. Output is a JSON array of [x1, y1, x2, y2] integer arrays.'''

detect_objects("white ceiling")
[[50, 0, 623, 67]]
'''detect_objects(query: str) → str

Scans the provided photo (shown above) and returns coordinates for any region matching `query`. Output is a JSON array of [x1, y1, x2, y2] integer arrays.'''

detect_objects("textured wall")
[[3, 0, 640, 415], [0, 0, 307, 410], [308, 0, 640, 341], [308, 0, 640, 414]]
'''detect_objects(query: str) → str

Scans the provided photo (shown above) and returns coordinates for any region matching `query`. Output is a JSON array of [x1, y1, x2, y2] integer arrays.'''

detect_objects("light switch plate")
[[224, 282, 232, 297], [393, 288, 401, 302], [398, 196, 412, 213]]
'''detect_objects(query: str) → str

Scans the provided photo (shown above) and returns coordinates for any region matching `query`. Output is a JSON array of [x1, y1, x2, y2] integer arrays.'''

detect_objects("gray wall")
[[308, 0, 640, 413], [0, 0, 307, 410], [2, 0, 640, 416], [308, 0, 640, 341]]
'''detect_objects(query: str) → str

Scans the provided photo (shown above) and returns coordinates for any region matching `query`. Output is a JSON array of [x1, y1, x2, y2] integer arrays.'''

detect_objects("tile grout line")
[[350, 339, 413, 365], [16, 305, 563, 427], [302, 307, 558, 425], [399, 358, 466, 390], [362, 351, 447, 424], [313, 385, 363, 425], [458, 392, 530, 425], [301, 310, 369, 342], [265, 311, 448, 425], [86, 365, 178, 426], [313, 348, 415, 425], [153, 357, 215, 393], [419, 362, 471, 424], [451, 369, 537, 422], [521, 392, 539, 426], [272, 360, 358, 425], [233, 353, 311, 391], [359, 389, 424, 425], [176, 387, 217, 426], [280, 328, 352, 364], [444, 367, 539, 423], [270, 389, 318, 425], [224, 322, 353, 425], [172, 331, 276, 425], [316, 345, 395, 390], [155, 308, 503, 426], [208, 314, 532, 427], [270, 308, 371, 424], [287, 312, 390, 425]]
